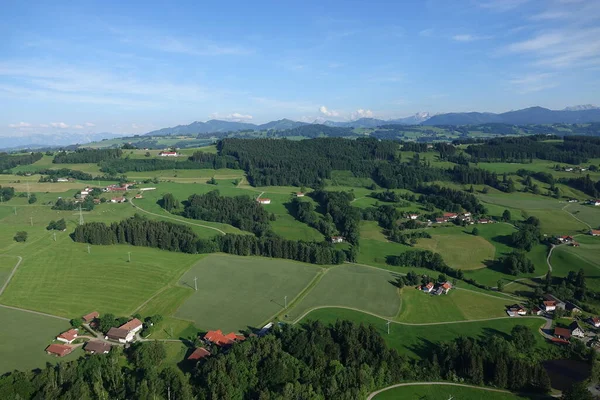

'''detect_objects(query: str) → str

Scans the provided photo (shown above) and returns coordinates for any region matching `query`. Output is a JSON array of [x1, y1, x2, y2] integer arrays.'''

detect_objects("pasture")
[[373, 384, 526, 400], [0, 234, 200, 317], [283, 263, 402, 322], [396, 287, 511, 323], [414, 227, 496, 270], [174, 255, 322, 332], [301, 307, 546, 358], [0, 307, 82, 375], [551, 236, 600, 290]]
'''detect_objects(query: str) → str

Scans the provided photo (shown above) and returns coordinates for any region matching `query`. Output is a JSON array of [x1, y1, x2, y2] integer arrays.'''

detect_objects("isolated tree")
[[497, 280, 504, 292], [472, 227, 479, 236], [145, 151, 151, 157], [511, 325, 535, 352], [13, 231, 28, 242], [28, 194, 37, 204], [207, 177, 217, 185], [160, 193, 178, 212], [502, 209, 511, 222]]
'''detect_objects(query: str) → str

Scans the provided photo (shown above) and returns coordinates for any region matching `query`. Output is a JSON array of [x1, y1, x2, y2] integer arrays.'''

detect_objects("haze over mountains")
[[2, 105, 600, 150], [144, 106, 600, 136]]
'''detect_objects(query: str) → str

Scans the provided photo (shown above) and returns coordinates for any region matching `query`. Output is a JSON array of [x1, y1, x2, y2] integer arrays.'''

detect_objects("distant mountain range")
[[424, 106, 600, 125], [143, 106, 600, 136], [0, 132, 123, 151]]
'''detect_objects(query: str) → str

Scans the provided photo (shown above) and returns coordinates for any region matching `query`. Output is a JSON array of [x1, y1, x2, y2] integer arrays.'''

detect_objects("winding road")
[[366, 382, 513, 400], [129, 198, 226, 235]]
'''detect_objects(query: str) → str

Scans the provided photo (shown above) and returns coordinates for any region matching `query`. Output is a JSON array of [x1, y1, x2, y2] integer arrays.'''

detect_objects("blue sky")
[[1, 0, 599, 137]]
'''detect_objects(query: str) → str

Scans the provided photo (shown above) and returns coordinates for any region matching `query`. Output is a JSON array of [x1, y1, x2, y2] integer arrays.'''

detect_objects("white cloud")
[[319, 106, 340, 117], [50, 122, 69, 129], [452, 34, 493, 42], [210, 112, 253, 122], [85, 122, 95, 127], [509, 72, 558, 93], [351, 109, 374, 119], [73, 124, 84, 129], [8, 122, 31, 128], [477, 0, 530, 12], [419, 28, 435, 37]]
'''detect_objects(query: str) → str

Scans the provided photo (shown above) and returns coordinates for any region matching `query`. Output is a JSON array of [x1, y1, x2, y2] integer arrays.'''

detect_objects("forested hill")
[[426, 106, 600, 125]]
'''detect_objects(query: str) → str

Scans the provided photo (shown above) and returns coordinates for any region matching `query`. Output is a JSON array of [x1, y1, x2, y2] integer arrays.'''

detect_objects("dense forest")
[[466, 136, 600, 164], [53, 148, 123, 164], [0, 152, 42, 172], [219, 137, 396, 186], [99, 153, 239, 174], [177, 190, 272, 237]]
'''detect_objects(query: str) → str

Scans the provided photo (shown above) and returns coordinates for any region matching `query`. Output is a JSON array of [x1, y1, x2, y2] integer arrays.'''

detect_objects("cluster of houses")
[[159, 151, 179, 157], [563, 166, 588, 173], [555, 235, 581, 247], [103, 182, 135, 193], [418, 281, 453, 295], [589, 199, 600, 207], [553, 321, 586, 344], [105, 318, 144, 344], [430, 212, 492, 225], [45, 311, 112, 357]]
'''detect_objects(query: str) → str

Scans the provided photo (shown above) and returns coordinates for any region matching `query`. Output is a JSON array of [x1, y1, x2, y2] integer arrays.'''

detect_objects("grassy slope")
[[174, 254, 322, 332], [551, 235, 600, 290], [301, 307, 546, 359], [283, 264, 402, 322], [396, 287, 512, 323], [0, 307, 83, 375]]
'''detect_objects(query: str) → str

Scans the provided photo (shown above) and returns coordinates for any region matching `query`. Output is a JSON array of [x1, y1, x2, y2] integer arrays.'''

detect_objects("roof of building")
[[46, 343, 73, 357], [569, 321, 583, 331], [543, 300, 556, 306], [188, 347, 211, 360], [204, 330, 244, 347], [554, 327, 572, 339], [106, 327, 130, 340], [82, 311, 99, 322], [84, 340, 111, 353], [112, 197, 125, 201], [591, 229, 600, 235], [258, 198, 271, 202], [57, 329, 78, 342], [425, 282, 434, 289], [442, 282, 452, 289], [443, 212, 457, 217], [119, 318, 143, 332], [592, 317, 600, 324]]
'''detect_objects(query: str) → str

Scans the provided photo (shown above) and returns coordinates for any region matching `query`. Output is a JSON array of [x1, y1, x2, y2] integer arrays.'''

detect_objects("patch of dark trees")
[[288, 198, 337, 238], [219, 137, 397, 187], [99, 153, 239, 174], [560, 174, 600, 198], [416, 185, 487, 214], [0, 186, 15, 201], [36, 168, 93, 181], [72, 215, 348, 265], [52, 197, 96, 211], [53, 148, 122, 164], [0, 152, 43, 173], [170, 190, 273, 237], [466, 136, 600, 164], [311, 190, 361, 245]]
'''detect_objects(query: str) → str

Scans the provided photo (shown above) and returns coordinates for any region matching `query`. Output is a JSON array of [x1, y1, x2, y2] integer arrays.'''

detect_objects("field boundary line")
[[562, 203, 592, 230], [0, 304, 70, 321], [129, 198, 227, 235], [0, 256, 22, 296], [366, 382, 513, 400], [292, 305, 545, 326]]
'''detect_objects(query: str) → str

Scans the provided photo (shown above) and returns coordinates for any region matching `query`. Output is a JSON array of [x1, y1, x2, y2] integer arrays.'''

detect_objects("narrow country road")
[[0, 256, 22, 296], [292, 305, 546, 327], [366, 382, 513, 400], [129, 198, 226, 235], [0, 303, 70, 321]]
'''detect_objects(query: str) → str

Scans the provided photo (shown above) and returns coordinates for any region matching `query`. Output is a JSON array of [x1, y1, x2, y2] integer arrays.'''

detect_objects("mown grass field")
[[0, 307, 83, 375], [301, 307, 546, 359], [0, 234, 201, 317], [373, 384, 527, 400], [415, 227, 496, 270], [283, 263, 402, 322], [396, 287, 511, 323], [174, 254, 322, 332], [551, 235, 600, 290]]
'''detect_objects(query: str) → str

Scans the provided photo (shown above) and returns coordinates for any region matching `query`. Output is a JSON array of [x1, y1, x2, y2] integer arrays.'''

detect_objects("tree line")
[[0, 152, 43, 172], [53, 148, 123, 163], [99, 153, 239, 174]]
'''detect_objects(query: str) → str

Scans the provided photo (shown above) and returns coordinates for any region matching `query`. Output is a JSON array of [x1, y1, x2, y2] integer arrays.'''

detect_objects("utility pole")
[[386, 320, 391, 335], [79, 204, 84, 226], [30, 217, 33, 226], [53, 232, 56, 242], [128, 252, 131, 262], [284, 295, 288, 309], [87, 244, 91, 254], [14, 207, 16, 215], [194, 276, 198, 291], [26, 181, 30, 200]]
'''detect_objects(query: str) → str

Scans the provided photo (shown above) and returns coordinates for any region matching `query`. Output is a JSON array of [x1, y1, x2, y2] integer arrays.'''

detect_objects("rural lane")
[[366, 382, 513, 399], [292, 305, 546, 327], [0, 256, 22, 296], [129, 198, 226, 235], [0, 303, 69, 322]]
